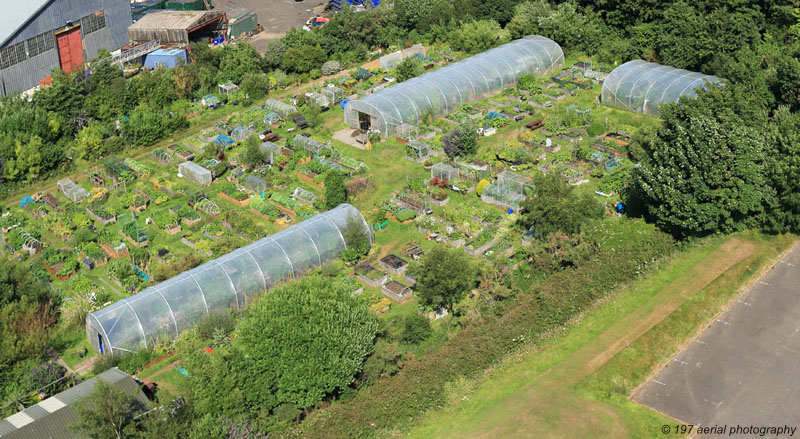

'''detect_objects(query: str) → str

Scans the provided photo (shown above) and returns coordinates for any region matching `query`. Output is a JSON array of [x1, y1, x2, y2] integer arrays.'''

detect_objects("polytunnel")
[[344, 35, 565, 137], [601, 60, 721, 116], [86, 204, 372, 355]]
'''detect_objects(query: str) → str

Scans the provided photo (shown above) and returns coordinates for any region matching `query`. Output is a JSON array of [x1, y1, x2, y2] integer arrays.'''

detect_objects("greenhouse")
[[263, 111, 281, 125], [264, 98, 297, 117], [456, 161, 490, 181], [497, 170, 532, 195], [57, 178, 88, 202], [259, 142, 282, 164], [343, 35, 565, 136], [179, 161, 212, 186], [405, 140, 430, 162], [481, 183, 525, 212], [86, 203, 373, 354], [294, 135, 330, 155], [321, 85, 344, 103], [292, 186, 317, 205], [431, 163, 459, 182], [601, 60, 722, 116], [245, 175, 267, 193], [304, 92, 330, 108]]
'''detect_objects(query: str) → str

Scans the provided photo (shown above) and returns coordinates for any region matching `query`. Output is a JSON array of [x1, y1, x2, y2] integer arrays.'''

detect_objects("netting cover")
[[601, 60, 721, 116], [292, 186, 317, 204], [179, 161, 212, 186], [431, 163, 459, 182], [263, 111, 281, 125], [406, 140, 430, 160], [260, 142, 282, 164], [86, 204, 372, 354], [344, 35, 564, 136], [57, 178, 88, 202], [481, 183, 525, 211], [231, 126, 254, 141], [321, 85, 344, 103], [497, 170, 532, 194], [264, 98, 297, 117]]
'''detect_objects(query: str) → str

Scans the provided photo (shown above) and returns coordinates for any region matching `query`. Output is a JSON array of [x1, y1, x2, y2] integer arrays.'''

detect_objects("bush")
[[321, 60, 342, 76], [401, 314, 432, 344], [92, 353, 121, 375], [196, 311, 236, 340], [310, 69, 322, 80], [117, 349, 160, 375]]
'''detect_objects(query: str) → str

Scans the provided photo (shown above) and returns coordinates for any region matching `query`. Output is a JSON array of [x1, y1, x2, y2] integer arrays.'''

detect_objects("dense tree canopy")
[[518, 173, 604, 238], [413, 246, 476, 310]]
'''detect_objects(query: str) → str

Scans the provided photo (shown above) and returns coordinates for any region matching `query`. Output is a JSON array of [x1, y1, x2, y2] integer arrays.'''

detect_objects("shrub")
[[196, 311, 236, 340], [401, 314, 432, 344], [321, 61, 342, 76], [117, 349, 160, 375]]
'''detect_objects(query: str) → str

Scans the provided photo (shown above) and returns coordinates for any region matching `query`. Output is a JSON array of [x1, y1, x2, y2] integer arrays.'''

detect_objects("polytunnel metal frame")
[[86, 204, 372, 355], [343, 35, 565, 137], [600, 60, 721, 116]]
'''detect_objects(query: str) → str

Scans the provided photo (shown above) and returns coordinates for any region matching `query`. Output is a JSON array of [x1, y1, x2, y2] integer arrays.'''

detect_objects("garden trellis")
[[179, 161, 212, 186], [86, 203, 373, 354], [344, 36, 565, 137], [263, 98, 297, 117], [57, 178, 88, 202], [152, 149, 174, 165], [601, 60, 721, 116]]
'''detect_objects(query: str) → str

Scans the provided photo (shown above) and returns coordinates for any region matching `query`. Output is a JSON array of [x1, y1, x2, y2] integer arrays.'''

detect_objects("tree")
[[173, 65, 200, 100], [340, 213, 371, 264], [241, 72, 268, 100], [241, 135, 265, 167], [518, 172, 603, 239], [764, 106, 800, 233], [442, 121, 479, 158], [282, 45, 327, 74], [630, 86, 772, 238], [324, 170, 347, 209], [302, 103, 323, 130], [234, 276, 379, 409], [413, 246, 475, 311], [394, 58, 424, 82], [447, 20, 510, 54], [70, 379, 147, 439]]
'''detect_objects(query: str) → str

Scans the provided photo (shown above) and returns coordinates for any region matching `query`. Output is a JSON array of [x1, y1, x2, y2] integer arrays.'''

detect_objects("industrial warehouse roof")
[[0, 368, 148, 439], [128, 10, 225, 44], [0, 0, 52, 47]]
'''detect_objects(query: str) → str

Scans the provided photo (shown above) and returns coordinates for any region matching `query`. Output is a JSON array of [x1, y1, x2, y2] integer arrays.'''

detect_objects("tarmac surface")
[[634, 244, 800, 438], [214, 0, 327, 52]]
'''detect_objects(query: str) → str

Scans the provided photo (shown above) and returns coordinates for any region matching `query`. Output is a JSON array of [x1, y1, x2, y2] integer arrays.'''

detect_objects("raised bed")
[[354, 264, 388, 288], [464, 236, 498, 256], [118, 230, 149, 248], [381, 280, 413, 304], [99, 243, 129, 259], [218, 191, 250, 207], [296, 171, 324, 189], [86, 207, 116, 225], [379, 254, 409, 276]]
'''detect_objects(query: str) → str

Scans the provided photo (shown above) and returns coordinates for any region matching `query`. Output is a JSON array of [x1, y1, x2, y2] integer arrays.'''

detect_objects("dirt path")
[[433, 238, 754, 439]]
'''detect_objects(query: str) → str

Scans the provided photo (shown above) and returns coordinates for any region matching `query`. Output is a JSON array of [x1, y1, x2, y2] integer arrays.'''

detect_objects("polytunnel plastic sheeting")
[[344, 35, 564, 137], [601, 60, 721, 116], [86, 204, 372, 354]]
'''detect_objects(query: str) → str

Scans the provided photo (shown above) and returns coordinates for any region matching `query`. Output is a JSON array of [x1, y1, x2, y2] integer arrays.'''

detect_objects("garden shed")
[[294, 135, 330, 155], [85, 204, 372, 354], [601, 60, 721, 116], [57, 178, 88, 202], [431, 163, 459, 182], [264, 98, 297, 117], [245, 175, 267, 193], [144, 48, 187, 69], [497, 170, 532, 195], [179, 161, 212, 186], [344, 35, 565, 136], [481, 183, 525, 212]]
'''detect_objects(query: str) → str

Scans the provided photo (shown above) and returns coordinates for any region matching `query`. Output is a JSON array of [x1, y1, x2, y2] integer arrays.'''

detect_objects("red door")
[[56, 26, 83, 73]]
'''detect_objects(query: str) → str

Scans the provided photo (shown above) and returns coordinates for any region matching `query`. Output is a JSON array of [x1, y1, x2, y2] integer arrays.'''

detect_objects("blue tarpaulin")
[[214, 134, 235, 146], [144, 49, 187, 69], [20, 196, 34, 207]]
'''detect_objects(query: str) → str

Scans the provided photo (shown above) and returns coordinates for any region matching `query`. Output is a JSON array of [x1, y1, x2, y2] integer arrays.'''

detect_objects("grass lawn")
[[402, 232, 797, 439]]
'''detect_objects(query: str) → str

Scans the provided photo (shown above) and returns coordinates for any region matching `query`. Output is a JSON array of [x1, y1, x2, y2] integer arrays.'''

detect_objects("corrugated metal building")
[[0, 368, 149, 439], [0, 0, 133, 96], [127, 10, 226, 44]]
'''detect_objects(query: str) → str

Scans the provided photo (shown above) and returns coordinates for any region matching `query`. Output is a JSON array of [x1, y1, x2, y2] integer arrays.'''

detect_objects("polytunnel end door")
[[358, 112, 371, 130], [98, 333, 105, 355]]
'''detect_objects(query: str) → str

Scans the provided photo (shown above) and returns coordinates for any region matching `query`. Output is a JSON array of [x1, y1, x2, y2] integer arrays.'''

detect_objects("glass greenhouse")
[[179, 161, 212, 186], [57, 178, 88, 202], [344, 35, 565, 136], [264, 98, 297, 117], [601, 60, 721, 116], [497, 170, 532, 195], [86, 203, 372, 354], [259, 142, 282, 164], [431, 163, 459, 182], [481, 183, 525, 212]]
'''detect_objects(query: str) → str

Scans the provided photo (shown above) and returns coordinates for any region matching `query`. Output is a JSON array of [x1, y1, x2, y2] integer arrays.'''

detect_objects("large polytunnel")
[[344, 35, 565, 137], [86, 204, 372, 355], [601, 60, 721, 116]]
